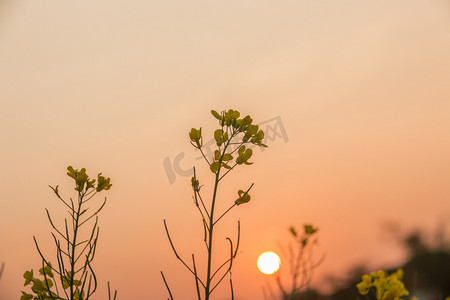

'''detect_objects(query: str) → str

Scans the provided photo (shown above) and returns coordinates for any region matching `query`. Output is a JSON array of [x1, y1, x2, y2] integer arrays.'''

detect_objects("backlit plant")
[[21, 166, 116, 300], [161, 109, 267, 300], [264, 224, 324, 300]]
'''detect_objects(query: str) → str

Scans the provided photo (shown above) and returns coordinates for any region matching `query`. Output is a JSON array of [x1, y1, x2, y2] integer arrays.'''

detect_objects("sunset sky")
[[1, 0, 450, 299]]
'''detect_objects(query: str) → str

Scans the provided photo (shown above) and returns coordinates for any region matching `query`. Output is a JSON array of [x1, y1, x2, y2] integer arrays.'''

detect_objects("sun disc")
[[257, 251, 281, 275]]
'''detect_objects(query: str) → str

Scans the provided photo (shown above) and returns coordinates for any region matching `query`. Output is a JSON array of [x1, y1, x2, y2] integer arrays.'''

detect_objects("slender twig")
[[46, 209, 72, 244], [41, 260, 56, 300], [108, 281, 118, 300], [214, 184, 253, 226], [193, 168, 210, 219], [33, 236, 59, 274], [230, 275, 234, 300], [276, 275, 287, 297], [198, 148, 211, 166], [75, 218, 98, 264], [228, 141, 244, 154], [203, 220, 209, 250], [192, 254, 202, 300], [218, 163, 238, 181], [83, 190, 98, 203], [79, 199, 106, 227], [210, 237, 234, 293], [196, 192, 210, 219], [211, 221, 240, 280], [49, 185, 72, 211], [161, 271, 174, 300], [213, 204, 235, 226], [163, 219, 206, 288], [51, 233, 69, 262], [85, 259, 98, 299], [194, 193, 209, 231]]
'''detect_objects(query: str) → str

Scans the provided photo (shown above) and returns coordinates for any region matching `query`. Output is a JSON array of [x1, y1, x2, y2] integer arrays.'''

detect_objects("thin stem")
[[211, 221, 240, 281], [230, 276, 234, 300], [210, 237, 234, 293], [33, 237, 60, 275], [198, 148, 211, 166], [51, 233, 69, 261], [108, 282, 117, 300], [163, 220, 206, 288], [214, 183, 253, 225], [193, 193, 208, 222], [161, 271, 174, 300], [41, 260, 56, 300], [197, 193, 210, 219], [228, 141, 244, 155], [46, 210, 72, 245], [79, 198, 106, 227], [218, 163, 238, 182], [192, 254, 202, 300], [204, 167, 221, 300], [193, 168, 210, 219], [49, 185, 73, 211], [213, 204, 235, 226], [69, 191, 83, 298], [83, 190, 98, 203], [205, 127, 238, 299]]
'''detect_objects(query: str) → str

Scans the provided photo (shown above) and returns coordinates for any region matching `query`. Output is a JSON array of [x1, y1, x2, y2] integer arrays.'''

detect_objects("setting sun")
[[257, 252, 281, 275]]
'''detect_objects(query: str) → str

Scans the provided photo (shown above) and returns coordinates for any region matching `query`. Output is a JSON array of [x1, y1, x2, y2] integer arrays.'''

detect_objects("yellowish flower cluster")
[[66, 166, 112, 193], [357, 269, 409, 300]]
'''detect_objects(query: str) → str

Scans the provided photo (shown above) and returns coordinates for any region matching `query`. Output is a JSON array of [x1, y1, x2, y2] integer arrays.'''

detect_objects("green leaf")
[[189, 128, 201, 141], [238, 145, 246, 155], [235, 189, 251, 205], [225, 109, 239, 125], [246, 124, 258, 136], [23, 270, 33, 286], [214, 129, 223, 141], [214, 150, 221, 161], [211, 110, 222, 120], [239, 115, 252, 131], [233, 118, 242, 129], [39, 263, 54, 278], [210, 162, 220, 173], [73, 279, 82, 286], [237, 148, 253, 165], [189, 128, 202, 148], [20, 292, 33, 300], [222, 162, 232, 169], [243, 148, 253, 159], [61, 274, 70, 289], [31, 279, 47, 293], [74, 290, 84, 300], [214, 129, 224, 146], [222, 153, 233, 161]]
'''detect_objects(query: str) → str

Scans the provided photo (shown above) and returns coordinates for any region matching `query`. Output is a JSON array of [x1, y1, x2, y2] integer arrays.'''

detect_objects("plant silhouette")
[[162, 109, 268, 300]]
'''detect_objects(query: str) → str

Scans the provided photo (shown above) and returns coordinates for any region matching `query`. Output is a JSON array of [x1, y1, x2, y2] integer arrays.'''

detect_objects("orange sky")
[[1, 1, 450, 299]]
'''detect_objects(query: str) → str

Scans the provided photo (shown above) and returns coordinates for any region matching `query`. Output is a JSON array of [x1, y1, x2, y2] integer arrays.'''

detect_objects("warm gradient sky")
[[1, 0, 450, 299]]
